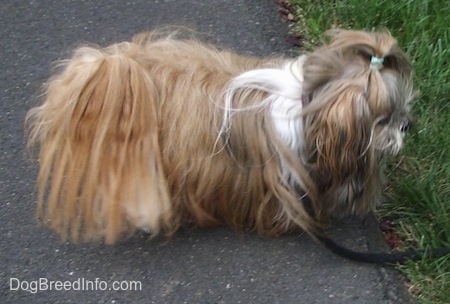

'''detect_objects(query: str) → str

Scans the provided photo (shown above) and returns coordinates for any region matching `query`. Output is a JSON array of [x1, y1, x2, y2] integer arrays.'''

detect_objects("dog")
[[27, 29, 414, 247]]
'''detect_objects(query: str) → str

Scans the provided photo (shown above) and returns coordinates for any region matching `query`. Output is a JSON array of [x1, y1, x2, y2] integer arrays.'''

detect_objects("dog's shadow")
[[60, 226, 319, 275], [59, 214, 380, 274], [16, 217, 385, 303]]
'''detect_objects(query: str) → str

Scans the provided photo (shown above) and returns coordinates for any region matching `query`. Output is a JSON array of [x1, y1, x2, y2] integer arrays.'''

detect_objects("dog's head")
[[300, 30, 414, 217]]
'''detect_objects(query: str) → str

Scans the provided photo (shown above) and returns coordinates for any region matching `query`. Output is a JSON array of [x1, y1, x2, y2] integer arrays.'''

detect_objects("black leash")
[[316, 234, 450, 265], [301, 192, 450, 265]]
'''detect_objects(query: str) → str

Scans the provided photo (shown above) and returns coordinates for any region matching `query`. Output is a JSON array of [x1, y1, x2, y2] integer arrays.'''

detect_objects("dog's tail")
[[26, 42, 171, 243]]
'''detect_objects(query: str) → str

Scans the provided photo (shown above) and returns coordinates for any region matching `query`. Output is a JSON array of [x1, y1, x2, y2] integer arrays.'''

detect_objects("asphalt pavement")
[[1, 1, 416, 303]]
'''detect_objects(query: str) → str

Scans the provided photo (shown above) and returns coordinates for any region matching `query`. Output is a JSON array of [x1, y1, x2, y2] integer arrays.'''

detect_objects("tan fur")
[[26, 29, 413, 243]]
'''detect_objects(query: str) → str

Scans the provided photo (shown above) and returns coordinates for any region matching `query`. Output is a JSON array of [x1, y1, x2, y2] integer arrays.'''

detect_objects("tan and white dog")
[[27, 29, 414, 245]]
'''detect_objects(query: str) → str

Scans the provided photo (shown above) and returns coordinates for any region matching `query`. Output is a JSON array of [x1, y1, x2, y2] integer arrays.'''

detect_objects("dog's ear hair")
[[306, 83, 373, 166], [26, 43, 172, 243], [303, 81, 376, 214]]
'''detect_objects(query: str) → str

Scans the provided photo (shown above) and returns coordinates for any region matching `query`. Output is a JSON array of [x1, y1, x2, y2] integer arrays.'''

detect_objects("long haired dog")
[[27, 29, 414, 244]]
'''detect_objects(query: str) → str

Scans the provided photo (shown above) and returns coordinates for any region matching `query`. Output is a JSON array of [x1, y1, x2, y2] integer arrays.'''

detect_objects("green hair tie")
[[370, 56, 384, 71]]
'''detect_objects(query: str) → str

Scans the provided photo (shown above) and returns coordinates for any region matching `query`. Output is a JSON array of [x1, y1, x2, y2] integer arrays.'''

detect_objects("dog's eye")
[[378, 116, 391, 126]]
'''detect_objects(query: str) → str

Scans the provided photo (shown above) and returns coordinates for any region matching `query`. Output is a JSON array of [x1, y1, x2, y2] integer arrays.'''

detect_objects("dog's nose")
[[400, 120, 410, 132]]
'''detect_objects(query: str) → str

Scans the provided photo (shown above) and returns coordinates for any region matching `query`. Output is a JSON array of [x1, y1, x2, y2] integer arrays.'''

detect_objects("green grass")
[[287, 0, 450, 303]]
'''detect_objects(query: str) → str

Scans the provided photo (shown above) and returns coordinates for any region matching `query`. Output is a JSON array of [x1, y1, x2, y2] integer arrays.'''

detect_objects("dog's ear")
[[303, 82, 380, 217], [305, 83, 374, 179]]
